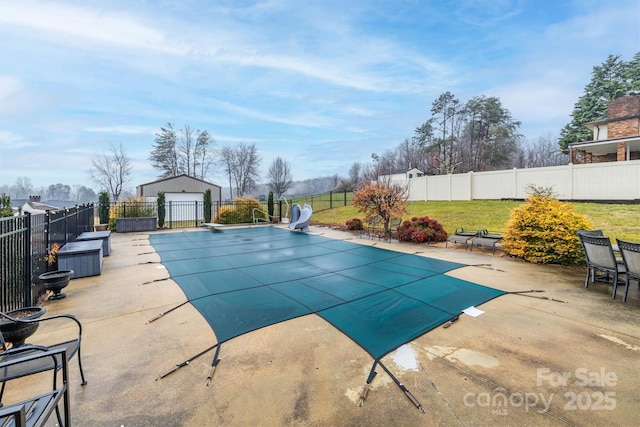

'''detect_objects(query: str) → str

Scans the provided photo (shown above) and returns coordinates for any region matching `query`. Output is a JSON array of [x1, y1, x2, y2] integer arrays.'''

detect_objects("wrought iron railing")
[[2, 193, 351, 310], [0, 204, 94, 311]]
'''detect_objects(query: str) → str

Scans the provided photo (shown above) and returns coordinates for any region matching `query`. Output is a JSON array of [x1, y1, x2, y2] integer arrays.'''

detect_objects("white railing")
[[388, 160, 640, 201]]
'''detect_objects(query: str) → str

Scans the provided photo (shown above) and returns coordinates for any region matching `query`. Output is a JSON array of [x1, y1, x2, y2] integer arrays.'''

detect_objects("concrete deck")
[[7, 225, 639, 426]]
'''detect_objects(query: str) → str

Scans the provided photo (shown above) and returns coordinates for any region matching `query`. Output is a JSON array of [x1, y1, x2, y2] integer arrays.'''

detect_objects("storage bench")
[[57, 241, 104, 278], [76, 230, 111, 256]]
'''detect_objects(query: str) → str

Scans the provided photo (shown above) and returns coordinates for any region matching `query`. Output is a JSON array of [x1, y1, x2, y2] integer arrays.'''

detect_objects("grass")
[[311, 200, 640, 242]]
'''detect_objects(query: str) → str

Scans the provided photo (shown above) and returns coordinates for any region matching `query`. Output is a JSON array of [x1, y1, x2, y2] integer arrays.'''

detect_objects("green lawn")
[[311, 200, 640, 242]]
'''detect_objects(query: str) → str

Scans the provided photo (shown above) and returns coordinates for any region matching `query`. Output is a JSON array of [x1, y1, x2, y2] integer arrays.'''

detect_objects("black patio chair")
[[446, 228, 486, 250], [578, 234, 625, 297], [0, 346, 70, 427], [364, 216, 382, 240], [615, 239, 640, 302], [0, 311, 86, 405], [469, 232, 504, 255], [387, 217, 403, 241]]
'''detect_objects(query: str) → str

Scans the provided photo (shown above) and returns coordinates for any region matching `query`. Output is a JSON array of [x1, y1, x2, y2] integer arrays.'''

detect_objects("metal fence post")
[[64, 208, 69, 244], [23, 212, 33, 307], [45, 210, 51, 251]]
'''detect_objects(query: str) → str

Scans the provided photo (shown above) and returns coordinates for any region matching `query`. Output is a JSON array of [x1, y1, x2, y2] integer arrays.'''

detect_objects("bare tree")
[[46, 183, 71, 200], [13, 177, 34, 198], [330, 174, 341, 189], [90, 143, 132, 201], [196, 130, 215, 179], [179, 125, 196, 176], [150, 123, 216, 180], [348, 162, 362, 188], [267, 156, 293, 196], [220, 147, 235, 198], [220, 143, 261, 197], [517, 135, 569, 168]]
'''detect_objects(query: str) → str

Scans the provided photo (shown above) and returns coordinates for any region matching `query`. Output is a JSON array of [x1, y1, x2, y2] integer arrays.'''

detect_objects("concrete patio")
[[7, 225, 640, 426]]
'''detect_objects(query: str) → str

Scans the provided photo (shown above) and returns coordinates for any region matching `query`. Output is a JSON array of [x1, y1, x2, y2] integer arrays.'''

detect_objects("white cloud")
[[1, 1, 187, 55], [85, 125, 156, 135], [0, 0, 638, 188]]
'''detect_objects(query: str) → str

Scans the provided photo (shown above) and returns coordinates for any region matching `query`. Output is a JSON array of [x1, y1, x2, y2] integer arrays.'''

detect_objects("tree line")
[[344, 51, 640, 188], [345, 94, 567, 188], [0, 178, 97, 202], [150, 124, 294, 199]]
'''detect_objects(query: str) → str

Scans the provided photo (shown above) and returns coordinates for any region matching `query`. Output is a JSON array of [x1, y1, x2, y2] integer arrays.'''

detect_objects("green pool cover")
[[150, 227, 505, 360]]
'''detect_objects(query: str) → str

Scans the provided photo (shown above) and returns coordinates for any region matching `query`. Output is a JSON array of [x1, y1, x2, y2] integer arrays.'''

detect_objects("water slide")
[[289, 203, 312, 232]]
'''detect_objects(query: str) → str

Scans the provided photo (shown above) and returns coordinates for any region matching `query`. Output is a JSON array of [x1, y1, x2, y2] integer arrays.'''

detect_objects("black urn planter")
[[0, 306, 46, 347], [39, 269, 74, 300]]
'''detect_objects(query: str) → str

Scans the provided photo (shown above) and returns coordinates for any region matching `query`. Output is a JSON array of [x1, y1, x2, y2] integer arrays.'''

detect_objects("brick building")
[[569, 95, 640, 163]]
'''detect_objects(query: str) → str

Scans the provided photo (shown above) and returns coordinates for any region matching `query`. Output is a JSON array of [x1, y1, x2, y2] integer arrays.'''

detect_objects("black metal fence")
[[107, 191, 353, 230], [0, 204, 94, 311], [290, 190, 353, 212], [109, 199, 297, 229], [1, 193, 352, 311]]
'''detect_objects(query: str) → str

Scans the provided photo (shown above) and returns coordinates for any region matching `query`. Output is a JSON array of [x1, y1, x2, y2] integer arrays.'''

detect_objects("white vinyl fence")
[[391, 160, 640, 201]]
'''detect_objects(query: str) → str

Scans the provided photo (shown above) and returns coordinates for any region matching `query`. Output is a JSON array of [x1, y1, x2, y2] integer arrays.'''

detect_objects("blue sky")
[[1, 0, 638, 191]]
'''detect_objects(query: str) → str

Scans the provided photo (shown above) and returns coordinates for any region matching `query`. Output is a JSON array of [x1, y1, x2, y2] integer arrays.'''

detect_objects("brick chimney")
[[29, 195, 41, 202], [607, 96, 640, 139]]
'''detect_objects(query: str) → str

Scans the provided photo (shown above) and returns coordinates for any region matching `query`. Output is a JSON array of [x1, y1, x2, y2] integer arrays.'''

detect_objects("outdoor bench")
[[76, 230, 111, 256], [57, 240, 104, 278]]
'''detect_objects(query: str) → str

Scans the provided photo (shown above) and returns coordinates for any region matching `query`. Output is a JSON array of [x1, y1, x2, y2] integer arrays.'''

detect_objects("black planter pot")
[[0, 306, 46, 347], [39, 269, 74, 300]]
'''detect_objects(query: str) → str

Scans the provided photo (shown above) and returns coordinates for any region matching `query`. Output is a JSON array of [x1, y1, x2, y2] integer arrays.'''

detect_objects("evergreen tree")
[[149, 123, 179, 178], [149, 123, 216, 180], [558, 53, 640, 150], [0, 193, 13, 217]]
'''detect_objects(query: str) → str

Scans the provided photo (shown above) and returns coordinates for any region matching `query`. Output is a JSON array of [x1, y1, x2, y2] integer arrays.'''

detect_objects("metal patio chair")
[[387, 217, 403, 241], [0, 346, 71, 427], [578, 234, 625, 297], [469, 232, 504, 255], [0, 311, 86, 406], [364, 216, 382, 240], [446, 228, 486, 250], [615, 239, 640, 302], [577, 229, 604, 237]]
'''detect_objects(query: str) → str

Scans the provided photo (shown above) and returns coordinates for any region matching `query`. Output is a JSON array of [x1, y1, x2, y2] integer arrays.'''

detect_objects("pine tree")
[[558, 53, 640, 150], [149, 123, 179, 178]]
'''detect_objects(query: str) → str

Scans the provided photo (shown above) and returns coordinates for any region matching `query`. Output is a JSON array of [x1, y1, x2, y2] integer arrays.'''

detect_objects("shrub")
[[397, 216, 448, 243], [1, 193, 13, 217], [157, 192, 166, 228], [112, 197, 155, 218], [502, 195, 593, 265], [215, 197, 262, 224], [267, 191, 274, 218], [98, 191, 110, 224], [346, 218, 363, 230], [204, 189, 212, 223], [352, 180, 409, 234]]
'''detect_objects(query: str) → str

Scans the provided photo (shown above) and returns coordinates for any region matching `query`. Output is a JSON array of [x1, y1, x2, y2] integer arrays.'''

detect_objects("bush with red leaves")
[[397, 216, 448, 243]]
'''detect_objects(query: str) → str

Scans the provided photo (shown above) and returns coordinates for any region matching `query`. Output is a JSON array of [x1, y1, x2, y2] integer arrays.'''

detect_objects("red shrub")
[[398, 216, 448, 243]]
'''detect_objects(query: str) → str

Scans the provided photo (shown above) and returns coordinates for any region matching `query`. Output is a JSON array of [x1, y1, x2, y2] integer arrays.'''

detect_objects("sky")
[[0, 0, 639, 192]]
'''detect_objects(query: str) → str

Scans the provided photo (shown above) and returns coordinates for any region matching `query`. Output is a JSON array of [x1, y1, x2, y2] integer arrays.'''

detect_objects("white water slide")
[[289, 203, 312, 232]]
